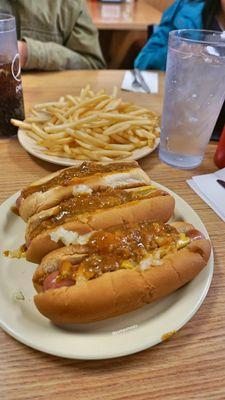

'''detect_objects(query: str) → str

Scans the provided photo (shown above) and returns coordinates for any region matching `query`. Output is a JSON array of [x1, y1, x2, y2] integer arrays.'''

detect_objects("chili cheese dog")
[[33, 221, 211, 324], [17, 161, 151, 221], [25, 185, 175, 263]]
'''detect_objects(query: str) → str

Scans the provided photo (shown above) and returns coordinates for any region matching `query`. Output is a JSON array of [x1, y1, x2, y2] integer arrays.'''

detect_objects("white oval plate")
[[18, 128, 160, 166], [0, 183, 213, 359]]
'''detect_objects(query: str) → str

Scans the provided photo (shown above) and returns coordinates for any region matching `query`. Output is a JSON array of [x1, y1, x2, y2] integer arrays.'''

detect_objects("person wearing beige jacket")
[[0, 0, 106, 70]]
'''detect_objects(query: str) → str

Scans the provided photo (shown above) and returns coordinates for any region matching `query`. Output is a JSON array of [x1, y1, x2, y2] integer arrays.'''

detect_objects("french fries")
[[11, 86, 160, 162]]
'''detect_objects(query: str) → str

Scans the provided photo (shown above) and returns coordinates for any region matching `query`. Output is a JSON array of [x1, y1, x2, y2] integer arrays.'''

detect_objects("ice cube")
[[206, 46, 220, 56], [200, 44, 225, 64]]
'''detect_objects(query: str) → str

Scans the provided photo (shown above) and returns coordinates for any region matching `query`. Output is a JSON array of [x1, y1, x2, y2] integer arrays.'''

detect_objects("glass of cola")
[[0, 13, 24, 137]]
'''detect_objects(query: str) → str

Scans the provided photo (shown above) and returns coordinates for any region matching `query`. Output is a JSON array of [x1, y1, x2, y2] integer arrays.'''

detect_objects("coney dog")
[[17, 161, 152, 221], [25, 185, 175, 263], [33, 221, 211, 324]]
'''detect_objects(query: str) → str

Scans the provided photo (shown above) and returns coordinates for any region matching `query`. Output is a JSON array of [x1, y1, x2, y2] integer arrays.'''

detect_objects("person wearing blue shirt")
[[134, 0, 224, 71]]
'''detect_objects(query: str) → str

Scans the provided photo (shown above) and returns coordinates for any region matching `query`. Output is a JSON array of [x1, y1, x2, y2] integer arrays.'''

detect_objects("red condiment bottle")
[[214, 125, 225, 169]]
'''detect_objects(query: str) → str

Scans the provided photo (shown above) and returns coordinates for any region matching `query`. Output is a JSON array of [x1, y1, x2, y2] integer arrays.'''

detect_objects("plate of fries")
[[12, 86, 160, 166]]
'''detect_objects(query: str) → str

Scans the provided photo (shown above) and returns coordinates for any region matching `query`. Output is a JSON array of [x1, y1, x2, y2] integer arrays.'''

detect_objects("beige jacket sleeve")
[[22, 2, 105, 70]]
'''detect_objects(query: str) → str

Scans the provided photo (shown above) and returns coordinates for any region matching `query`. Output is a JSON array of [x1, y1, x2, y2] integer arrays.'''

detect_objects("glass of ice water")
[[159, 30, 225, 169]]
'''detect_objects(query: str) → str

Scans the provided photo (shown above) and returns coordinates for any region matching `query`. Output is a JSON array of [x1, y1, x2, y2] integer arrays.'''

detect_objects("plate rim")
[[17, 128, 160, 166], [0, 263, 213, 360], [0, 185, 214, 360]]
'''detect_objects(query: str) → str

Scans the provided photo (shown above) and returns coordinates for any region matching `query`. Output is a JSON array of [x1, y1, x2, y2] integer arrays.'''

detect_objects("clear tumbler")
[[0, 13, 24, 137], [159, 30, 225, 169]]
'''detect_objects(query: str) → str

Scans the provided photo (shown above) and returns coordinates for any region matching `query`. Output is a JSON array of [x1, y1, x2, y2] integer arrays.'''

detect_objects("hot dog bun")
[[17, 161, 151, 221], [26, 187, 175, 263], [33, 222, 211, 324]]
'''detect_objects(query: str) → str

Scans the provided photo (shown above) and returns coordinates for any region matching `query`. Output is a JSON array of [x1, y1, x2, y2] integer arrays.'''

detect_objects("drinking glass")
[[0, 13, 24, 137], [159, 29, 225, 169]]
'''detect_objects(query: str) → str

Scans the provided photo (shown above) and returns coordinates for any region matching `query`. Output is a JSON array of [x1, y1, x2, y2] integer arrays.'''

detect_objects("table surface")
[[1, 70, 225, 400], [87, 0, 162, 30]]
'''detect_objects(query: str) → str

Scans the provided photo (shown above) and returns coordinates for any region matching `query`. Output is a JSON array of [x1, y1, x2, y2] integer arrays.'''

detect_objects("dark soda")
[[0, 56, 24, 137]]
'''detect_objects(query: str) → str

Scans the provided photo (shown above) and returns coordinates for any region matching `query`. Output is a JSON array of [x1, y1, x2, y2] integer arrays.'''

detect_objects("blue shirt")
[[134, 0, 205, 70]]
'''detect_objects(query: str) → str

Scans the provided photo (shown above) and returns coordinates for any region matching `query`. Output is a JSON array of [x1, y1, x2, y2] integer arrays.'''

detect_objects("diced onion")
[[139, 252, 163, 271], [72, 185, 93, 195], [139, 255, 153, 271], [50, 227, 92, 246]]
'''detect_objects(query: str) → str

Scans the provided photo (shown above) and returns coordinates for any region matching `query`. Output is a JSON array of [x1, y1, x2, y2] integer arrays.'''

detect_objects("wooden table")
[[86, 0, 162, 68], [1, 71, 225, 400]]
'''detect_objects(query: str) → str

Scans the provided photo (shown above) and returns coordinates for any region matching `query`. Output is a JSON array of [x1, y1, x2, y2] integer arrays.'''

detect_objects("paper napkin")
[[187, 167, 225, 222], [121, 70, 158, 94]]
